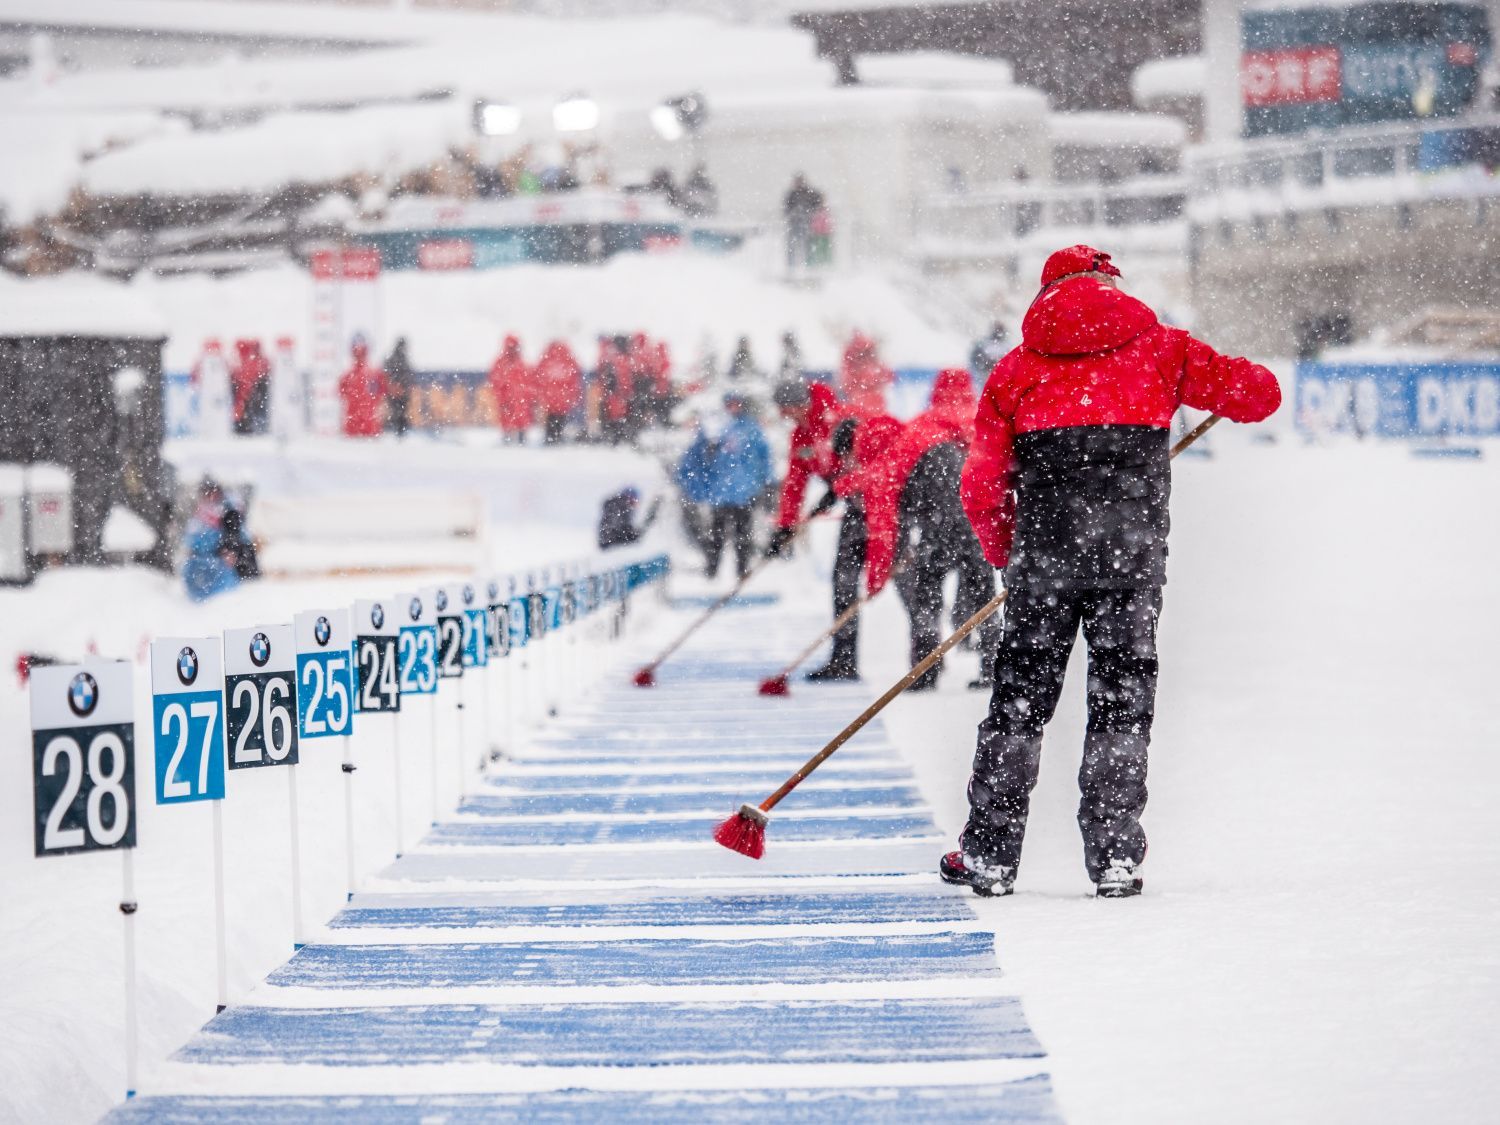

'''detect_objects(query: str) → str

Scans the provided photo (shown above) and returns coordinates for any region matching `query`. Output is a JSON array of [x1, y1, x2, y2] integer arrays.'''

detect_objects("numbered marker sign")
[[561, 579, 577, 626], [508, 588, 530, 651], [224, 625, 299, 769], [295, 609, 353, 738], [30, 662, 136, 857], [485, 580, 510, 660], [397, 591, 438, 695], [459, 583, 489, 668], [354, 599, 401, 713], [424, 586, 465, 680], [150, 638, 226, 804], [528, 587, 548, 641], [544, 584, 564, 633]]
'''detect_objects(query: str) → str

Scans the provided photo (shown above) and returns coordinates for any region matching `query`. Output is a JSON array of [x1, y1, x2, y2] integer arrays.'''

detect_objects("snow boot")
[[939, 851, 1014, 897], [806, 635, 858, 682], [1095, 861, 1144, 898], [908, 634, 941, 692]]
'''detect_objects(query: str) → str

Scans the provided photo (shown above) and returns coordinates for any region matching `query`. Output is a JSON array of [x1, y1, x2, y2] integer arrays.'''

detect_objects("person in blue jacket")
[[676, 393, 772, 578], [181, 478, 254, 601]]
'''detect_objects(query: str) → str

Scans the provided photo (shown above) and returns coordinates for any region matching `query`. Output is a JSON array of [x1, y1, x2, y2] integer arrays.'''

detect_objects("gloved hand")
[[810, 487, 838, 517], [764, 526, 794, 558]]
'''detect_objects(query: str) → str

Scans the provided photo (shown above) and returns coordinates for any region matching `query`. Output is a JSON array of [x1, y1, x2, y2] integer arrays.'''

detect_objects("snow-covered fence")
[[23, 550, 670, 1100]]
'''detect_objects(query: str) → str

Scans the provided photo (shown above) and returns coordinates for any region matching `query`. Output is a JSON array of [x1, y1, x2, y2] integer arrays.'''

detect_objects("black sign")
[[226, 672, 300, 768], [437, 613, 464, 679], [356, 635, 401, 711]]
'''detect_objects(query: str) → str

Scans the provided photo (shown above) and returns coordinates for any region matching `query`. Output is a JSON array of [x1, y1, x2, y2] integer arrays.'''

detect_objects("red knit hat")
[[1039, 245, 1122, 287]]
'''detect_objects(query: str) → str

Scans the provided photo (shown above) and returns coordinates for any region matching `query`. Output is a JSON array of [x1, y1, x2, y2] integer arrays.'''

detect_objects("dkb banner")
[[1295, 361, 1500, 439]]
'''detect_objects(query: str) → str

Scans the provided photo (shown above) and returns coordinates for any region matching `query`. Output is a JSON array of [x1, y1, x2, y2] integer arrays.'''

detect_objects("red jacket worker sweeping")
[[944, 245, 1281, 899]]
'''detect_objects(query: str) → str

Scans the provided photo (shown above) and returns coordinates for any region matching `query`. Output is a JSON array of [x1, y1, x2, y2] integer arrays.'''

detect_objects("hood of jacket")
[[1021, 277, 1157, 358]]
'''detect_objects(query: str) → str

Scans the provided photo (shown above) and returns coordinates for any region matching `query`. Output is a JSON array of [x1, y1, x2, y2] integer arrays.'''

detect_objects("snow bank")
[[1131, 56, 1206, 106], [1049, 112, 1187, 150]]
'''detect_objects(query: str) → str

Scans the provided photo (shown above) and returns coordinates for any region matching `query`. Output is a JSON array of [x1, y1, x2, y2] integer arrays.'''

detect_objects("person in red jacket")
[[534, 340, 583, 444], [488, 335, 534, 442], [839, 332, 894, 417], [593, 338, 631, 445], [769, 380, 868, 679], [943, 245, 1281, 900], [338, 337, 389, 438], [230, 338, 271, 435], [858, 368, 997, 692]]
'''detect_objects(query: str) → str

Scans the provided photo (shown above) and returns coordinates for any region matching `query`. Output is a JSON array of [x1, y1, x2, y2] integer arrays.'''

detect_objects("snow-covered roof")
[[1132, 57, 1206, 106], [1049, 112, 1187, 150], [0, 274, 166, 337], [856, 52, 1015, 91]]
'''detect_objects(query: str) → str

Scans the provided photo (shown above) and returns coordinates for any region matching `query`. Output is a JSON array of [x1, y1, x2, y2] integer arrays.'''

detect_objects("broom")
[[716, 414, 1222, 857], [632, 513, 823, 687]]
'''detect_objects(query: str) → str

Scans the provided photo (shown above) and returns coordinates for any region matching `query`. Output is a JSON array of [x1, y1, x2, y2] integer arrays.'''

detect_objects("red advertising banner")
[[1242, 46, 1342, 107], [417, 240, 475, 271]]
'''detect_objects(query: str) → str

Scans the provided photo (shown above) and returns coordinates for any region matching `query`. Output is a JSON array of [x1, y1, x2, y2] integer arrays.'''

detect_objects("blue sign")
[[1297, 361, 1500, 439], [544, 586, 563, 633], [150, 639, 226, 804], [397, 591, 438, 695], [294, 610, 354, 739], [508, 595, 530, 649]]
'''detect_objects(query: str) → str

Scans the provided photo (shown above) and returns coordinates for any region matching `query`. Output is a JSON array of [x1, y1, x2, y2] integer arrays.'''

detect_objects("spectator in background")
[[384, 337, 414, 437], [678, 164, 719, 218], [778, 330, 804, 383], [676, 393, 773, 579], [181, 477, 256, 601], [649, 339, 675, 423], [727, 335, 762, 384], [338, 337, 389, 438], [230, 339, 271, 435], [597, 486, 661, 550], [488, 335, 534, 442], [839, 332, 894, 417], [969, 321, 1009, 382], [594, 337, 631, 445], [783, 173, 825, 269], [534, 339, 583, 444]]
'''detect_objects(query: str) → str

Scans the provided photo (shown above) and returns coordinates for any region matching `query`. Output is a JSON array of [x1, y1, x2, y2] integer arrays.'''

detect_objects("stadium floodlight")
[[650, 104, 684, 142], [474, 100, 522, 136], [553, 94, 599, 133], [651, 92, 709, 141]]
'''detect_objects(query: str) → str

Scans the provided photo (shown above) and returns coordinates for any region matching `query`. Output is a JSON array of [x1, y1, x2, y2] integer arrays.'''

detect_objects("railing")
[[913, 177, 1189, 252], [1187, 113, 1500, 202]]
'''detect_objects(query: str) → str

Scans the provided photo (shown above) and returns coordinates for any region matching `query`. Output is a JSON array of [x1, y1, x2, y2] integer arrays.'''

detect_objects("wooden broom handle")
[[769, 553, 910, 682], [759, 413, 1222, 813]]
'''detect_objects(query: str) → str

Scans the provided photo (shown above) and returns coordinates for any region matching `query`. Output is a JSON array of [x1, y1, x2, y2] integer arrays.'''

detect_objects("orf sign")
[[30, 662, 136, 856], [1242, 46, 1342, 107]]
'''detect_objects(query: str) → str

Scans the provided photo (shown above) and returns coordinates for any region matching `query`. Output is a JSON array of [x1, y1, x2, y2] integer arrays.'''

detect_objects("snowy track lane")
[[109, 603, 1059, 1122]]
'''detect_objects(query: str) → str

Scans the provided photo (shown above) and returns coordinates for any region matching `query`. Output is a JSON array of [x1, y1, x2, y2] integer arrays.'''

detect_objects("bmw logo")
[[462, 584, 475, 606], [408, 596, 422, 622], [435, 590, 448, 612], [371, 603, 385, 630], [486, 581, 499, 601], [249, 632, 271, 668], [67, 672, 99, 718], [177, 646, 200, 686], [314, 616, 332, 647]]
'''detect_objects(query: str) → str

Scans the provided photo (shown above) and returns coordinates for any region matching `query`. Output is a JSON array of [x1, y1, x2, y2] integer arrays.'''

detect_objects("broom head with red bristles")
[[632, 666, 656, 687], [713, 803, 768, 859], [757, 674, 789, 697]]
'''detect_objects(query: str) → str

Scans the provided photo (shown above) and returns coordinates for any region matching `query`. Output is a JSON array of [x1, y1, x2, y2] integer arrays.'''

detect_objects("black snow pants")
[[705, 504, 754, 579], [960, 586, 1162, 881], [826, 500, 867, 670]]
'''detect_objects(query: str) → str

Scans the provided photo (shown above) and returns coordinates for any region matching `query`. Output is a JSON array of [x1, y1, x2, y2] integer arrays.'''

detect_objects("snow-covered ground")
[[2, 426, 1498, 1123]]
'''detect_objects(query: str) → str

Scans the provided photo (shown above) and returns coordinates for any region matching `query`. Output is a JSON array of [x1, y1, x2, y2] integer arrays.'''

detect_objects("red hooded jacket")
[[534, 341, 583, 417], [840, 333, 894, 418], [775, 381, 843, 529], [960, 277, 1281, 571], [488, 336, 535, 432], [830, 415, 906, 594], [231, 339, 270, 424], [338, 344, 389, 437]]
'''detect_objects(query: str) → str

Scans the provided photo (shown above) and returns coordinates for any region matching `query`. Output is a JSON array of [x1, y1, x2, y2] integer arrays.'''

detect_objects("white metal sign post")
[[223, 625, 303, 948], [29, 661, 138, 1096], [149, 638, 229, 1012], [294, 609, 355, 898], [396, 591, 439, 825], [485, 578, 512, 759], [354, 599, 402, 856], [508, 582, 532, 732]]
